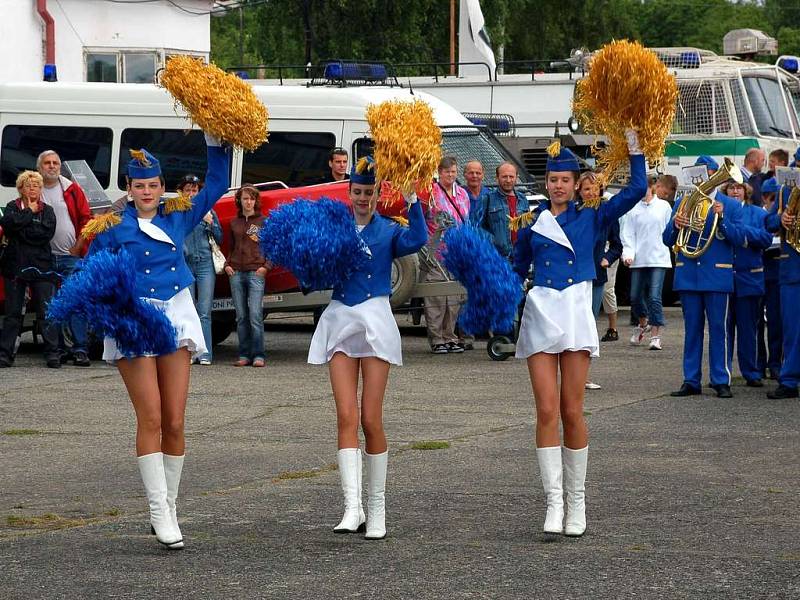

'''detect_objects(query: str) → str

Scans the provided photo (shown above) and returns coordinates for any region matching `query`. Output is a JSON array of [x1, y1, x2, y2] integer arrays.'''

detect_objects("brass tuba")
[[780, 184, 800, 253], [674, 157, 743, 259]]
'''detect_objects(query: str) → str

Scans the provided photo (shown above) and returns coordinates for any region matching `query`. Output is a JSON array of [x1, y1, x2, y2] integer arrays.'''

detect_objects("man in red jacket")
[[37, 150, 93, 366]]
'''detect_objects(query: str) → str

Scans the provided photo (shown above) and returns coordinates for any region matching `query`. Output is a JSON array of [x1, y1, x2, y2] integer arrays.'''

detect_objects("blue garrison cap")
[[546, 147, 581, 173], [350, 156, 376, 185], [761, 177, 779, 194], [695, 155, 719, 172]]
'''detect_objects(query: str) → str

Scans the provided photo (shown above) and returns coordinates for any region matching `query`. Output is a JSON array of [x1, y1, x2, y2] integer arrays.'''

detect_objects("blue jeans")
[[630, 267, 666, 327], [591, 283, 604, 318], [230, 271, 265, 361], [51, 254, 89, 353], [187, 256, 216, 362]]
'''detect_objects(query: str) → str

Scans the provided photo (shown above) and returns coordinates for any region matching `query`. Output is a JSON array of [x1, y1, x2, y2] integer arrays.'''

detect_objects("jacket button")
[[544, 243, 549, 247], [171, 246, 176, 252], [567, 278, 573, 283], [367, 274, 372, 279], [545, 261, 550, 266], [546, 279, 552, 284], [174, 285, 179, 290], [145, 269, 151, 274], [367, 293, 371, 298], [568, 260, 573, 265], [145, 251, 150, 256], [170, 267, 176, 271], [150, 288, 155, 293]]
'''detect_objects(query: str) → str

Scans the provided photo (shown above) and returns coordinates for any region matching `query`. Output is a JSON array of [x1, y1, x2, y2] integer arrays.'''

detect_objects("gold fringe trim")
[[508, 211, 536, 232], [366, 99, 442, 195], [159, 55, 269, 151], [546, 139, 561, 158], [572, 39, 678, 183], [164, 192, 193, 214], [81, 212, 122, 240], [390, 215, 409, 227]]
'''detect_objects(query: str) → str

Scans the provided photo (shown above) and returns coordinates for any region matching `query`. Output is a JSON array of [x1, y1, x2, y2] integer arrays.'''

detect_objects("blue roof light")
[[43, 63, 57, 82], [679, 51, 701, 69], [324, 62, 387, 82], [779, 56, 800, 73]]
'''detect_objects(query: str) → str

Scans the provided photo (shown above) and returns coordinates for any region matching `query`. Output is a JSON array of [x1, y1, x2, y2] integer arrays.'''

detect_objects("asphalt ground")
[[0, 310, 798, 599]]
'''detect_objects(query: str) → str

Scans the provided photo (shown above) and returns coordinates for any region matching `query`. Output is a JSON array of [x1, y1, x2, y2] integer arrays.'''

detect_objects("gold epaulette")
[[390, 215, 409, 227], [508, 211, 536, 232], [164, 192, 192, 214], [81, 211, 122, 240]]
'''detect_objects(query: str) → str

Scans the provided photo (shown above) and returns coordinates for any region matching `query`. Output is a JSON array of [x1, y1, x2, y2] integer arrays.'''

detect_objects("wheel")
[[211, 314, 236, 346], [390, 254, 419, 309], [487, 335, 513, 361]]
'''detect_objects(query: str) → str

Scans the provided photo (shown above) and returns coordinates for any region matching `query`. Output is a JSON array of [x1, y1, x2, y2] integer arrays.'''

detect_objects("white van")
[[0, 81, 535, 205]]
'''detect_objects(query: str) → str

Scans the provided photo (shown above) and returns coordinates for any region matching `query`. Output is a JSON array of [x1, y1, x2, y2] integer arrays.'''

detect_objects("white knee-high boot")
[[333, 448, 365, 533], [364, 450, 388, 540], [563, 446, 588, 537], [163, 454, 185, 549], [138, 452, 182, 547], [536, 446, 564, 534]]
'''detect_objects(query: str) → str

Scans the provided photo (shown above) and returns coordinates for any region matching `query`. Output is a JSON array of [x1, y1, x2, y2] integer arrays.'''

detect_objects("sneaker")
[[649, 336, 662, 351], [46, 359, 61, 369], [431, 344, 449, 354], [447, 342, 465, 353], [198, 358, 212, 366], [630, 326, 644, 345], [233, 358, 250, 367], [585, 381, 602, 390], [73, 351, 91, 367], [464, 342, 474, 351], [600, 328, 618, 342], [252, 358, 265, 368]]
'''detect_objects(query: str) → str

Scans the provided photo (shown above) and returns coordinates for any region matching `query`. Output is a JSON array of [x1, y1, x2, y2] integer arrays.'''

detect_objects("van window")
[[119, 129, 207, 191], [241, 132, 336, 187], [1, 125, 113, 187]]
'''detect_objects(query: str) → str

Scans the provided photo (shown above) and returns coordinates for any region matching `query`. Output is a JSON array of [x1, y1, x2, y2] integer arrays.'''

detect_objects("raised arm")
[[598, 154, 648, 228], [184, 136, 231, 231], [392, 198, 428, 257]]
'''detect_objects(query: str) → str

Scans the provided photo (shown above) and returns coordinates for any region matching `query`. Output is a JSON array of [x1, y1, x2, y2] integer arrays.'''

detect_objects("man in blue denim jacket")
[[470, 162, 528, 260]]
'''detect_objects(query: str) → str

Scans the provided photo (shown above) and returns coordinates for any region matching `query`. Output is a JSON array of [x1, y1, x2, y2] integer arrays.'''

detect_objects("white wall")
[[0, 0, 213, 83]]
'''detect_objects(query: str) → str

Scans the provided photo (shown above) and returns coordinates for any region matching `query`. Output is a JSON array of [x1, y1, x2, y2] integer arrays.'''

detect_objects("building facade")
[[1, 0, 213, 83]]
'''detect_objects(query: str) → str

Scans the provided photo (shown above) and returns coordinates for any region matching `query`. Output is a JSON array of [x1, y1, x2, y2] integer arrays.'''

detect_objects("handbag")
[[208, 235, 226, 275]]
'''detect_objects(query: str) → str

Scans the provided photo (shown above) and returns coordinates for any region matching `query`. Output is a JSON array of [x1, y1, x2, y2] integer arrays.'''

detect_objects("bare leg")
[[360, 357, 390, 454], [329, 352, 361, 449], [118, 356, 162, 456], [528, 352, 561, 447], [559, 351, 590, 449], [156, 348, 191, 456]]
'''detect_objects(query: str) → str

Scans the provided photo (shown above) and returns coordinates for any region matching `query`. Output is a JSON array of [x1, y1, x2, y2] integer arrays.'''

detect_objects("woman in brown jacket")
[[224, 185, 270, 367]]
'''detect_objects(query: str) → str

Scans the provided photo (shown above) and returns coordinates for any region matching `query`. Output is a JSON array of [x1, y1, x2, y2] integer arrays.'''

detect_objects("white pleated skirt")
[[515, 280, 599, 359], [308, 296, 402, 366], [103, 287, 206, 363]]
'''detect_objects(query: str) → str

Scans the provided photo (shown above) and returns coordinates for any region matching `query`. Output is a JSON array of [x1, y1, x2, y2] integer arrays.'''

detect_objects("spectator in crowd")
[[323, 147, 350, 183], [577, 171, 621, 390], [621, 174, 676, 351], [224, 185, 270, 367], [471, 162, 528, 261], [741, 148, 766, 203], [421, 156, 470, 354], [37, 150, 92, 366], [723, 180, 772, 387], [0, 171, 59, 368], [180, 174, 222, 366], [758, 177, 783, 380], [789, 147, 800, 168], [463, 160, 488, 217], [767, 148, 789, 176]]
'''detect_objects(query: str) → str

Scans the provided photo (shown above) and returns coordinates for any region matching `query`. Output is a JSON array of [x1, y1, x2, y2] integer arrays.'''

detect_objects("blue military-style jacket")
[[471, 187, 529, 259], [663, 191, 745, 294], [765, 191, 800, 285], [331, 200, 428, 306], [513, 154, 647, 288], [732, 203, 772, 297], [89, 145, 230, 300]]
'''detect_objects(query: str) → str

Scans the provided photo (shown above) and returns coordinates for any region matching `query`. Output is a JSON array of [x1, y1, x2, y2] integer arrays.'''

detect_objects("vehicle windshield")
[[742, 74, 798, 138], [353, 126, 536, 192]]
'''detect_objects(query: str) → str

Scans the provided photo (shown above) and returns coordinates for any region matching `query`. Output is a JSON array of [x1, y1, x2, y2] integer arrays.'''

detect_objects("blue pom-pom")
[[47, 249, 177, 357], [259, 197, 368, 290], [442, 225, 523, 335]]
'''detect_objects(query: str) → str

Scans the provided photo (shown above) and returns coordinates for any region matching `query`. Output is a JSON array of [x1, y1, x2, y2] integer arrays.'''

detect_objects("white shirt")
[[42, 177, 76, 256], [619, 197, 673, 268]]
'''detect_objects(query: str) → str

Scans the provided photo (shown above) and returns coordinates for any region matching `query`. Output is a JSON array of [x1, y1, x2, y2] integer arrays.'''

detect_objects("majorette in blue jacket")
[[513, 154, 647, 288], [88, 144, 231, 301], [662, 190, 746, 294], [331, 200, 428, 306], [765, 187, 800, 285]]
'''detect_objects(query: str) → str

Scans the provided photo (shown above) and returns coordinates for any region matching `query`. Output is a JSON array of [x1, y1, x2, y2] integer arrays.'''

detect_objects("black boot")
[[767, 385, 799, 399], [711, 384, 733, 398], [670, 383, 702, 397]]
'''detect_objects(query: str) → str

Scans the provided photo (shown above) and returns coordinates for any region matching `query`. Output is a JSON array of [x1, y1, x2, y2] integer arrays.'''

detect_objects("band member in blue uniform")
[[723, 181, 772, 387], [87, 134, 230, 549], [765, 185, 800, 399], [513, 130, 647, 537], [757, 178, 783, 380], [663, 169, 745, 399], [308, 158, 427, 539]]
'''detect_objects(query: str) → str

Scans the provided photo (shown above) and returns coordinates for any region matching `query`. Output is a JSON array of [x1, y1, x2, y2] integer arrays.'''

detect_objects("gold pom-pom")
[[366, 99, 442, 195], [81, 212, 122, 240], [546, 139, 561, 158], [129, 149, 150, 166], [164, 192, 192, 214], [159, 55, 269, 151], [573, 40, 678, 183], [508, 211, 536, 232]]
